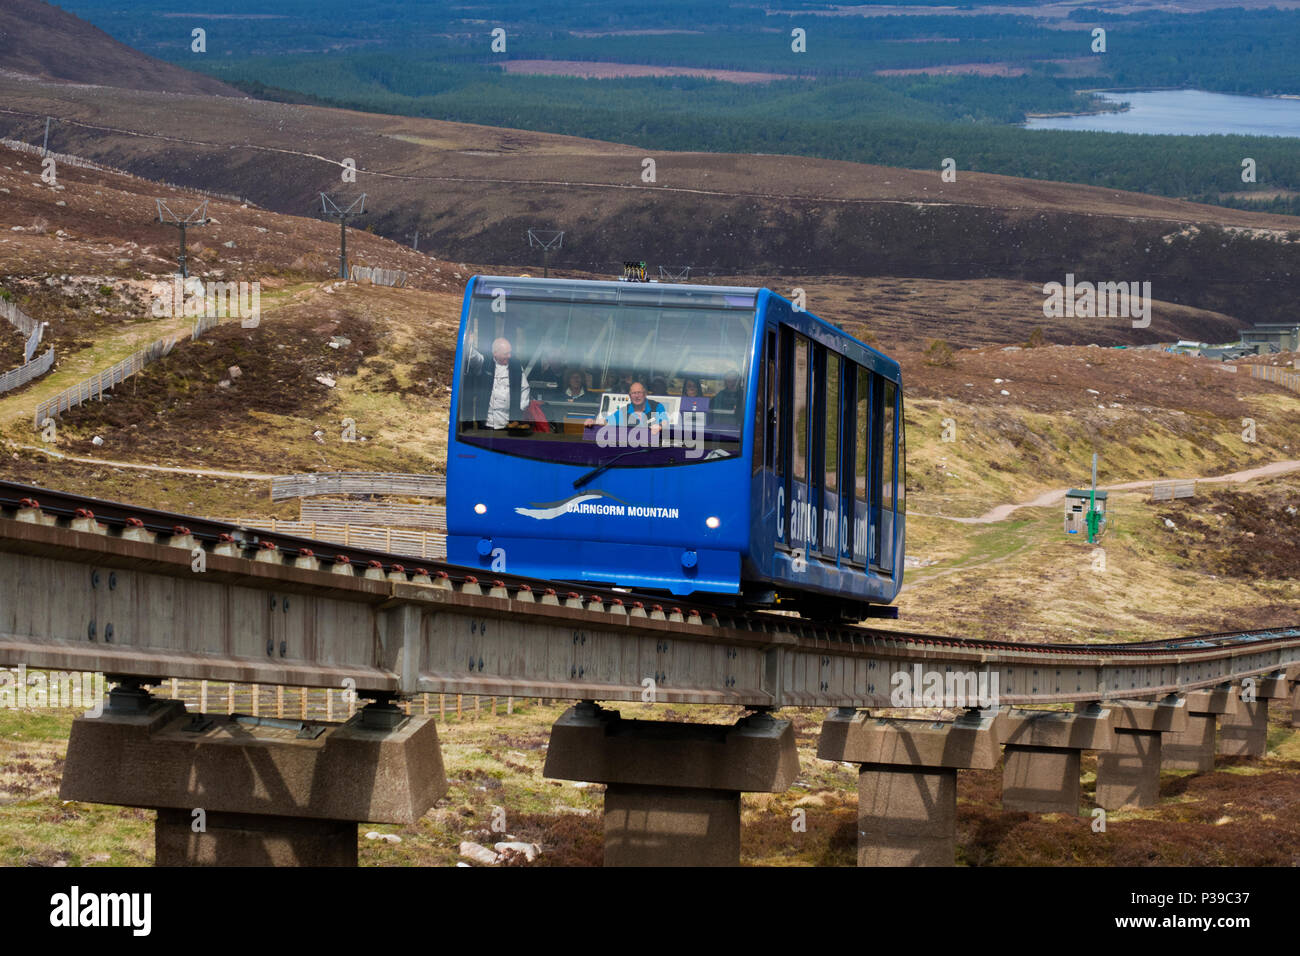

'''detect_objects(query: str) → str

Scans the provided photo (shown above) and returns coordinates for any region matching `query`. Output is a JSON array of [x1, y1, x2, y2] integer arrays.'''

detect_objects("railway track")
[[2, 478, 1294, 659]]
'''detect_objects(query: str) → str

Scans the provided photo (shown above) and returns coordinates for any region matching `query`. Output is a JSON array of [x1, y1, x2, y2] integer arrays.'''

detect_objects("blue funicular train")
[[446, 271, 904, 620]]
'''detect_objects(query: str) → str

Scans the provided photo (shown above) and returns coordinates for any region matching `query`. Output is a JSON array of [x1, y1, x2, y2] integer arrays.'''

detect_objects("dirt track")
[[911, 459, 1300, 523]]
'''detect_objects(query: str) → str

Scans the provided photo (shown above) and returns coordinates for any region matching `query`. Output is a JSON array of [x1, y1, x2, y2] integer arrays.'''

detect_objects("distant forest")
[[60, 0, 1300, 212]]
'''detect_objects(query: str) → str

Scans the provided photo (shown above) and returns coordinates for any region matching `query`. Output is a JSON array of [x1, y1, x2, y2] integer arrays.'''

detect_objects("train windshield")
[[457, 279, 757, 467]]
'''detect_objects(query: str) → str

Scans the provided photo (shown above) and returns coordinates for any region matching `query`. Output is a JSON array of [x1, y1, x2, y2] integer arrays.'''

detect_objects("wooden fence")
[[349, 265, 407, 288], [34, 331, 184, 426], [24, 322, 44, 363], [7, 671, 533, 724], [0, 297, 56, 395], [1151, 480, 1196, 502], [234, 517, 448, 560], [0, 347, 55, 395], [31, 314, 225, 426], [300, 498, 446, 530], [271, 471, 446, 500], [0, 137, 126, 175], [1249, 363, 1300, 393], [0, 298, 41, 337], [159, 679, 522, 723], [1, 139, 248, 203]]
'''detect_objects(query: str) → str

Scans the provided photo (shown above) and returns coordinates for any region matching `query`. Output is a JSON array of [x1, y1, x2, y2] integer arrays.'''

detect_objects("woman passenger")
[[558, 370, 588, 402]]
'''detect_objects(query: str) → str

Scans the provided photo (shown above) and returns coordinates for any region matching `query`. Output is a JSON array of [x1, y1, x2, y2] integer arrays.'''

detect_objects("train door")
[[870, 377, 898, 574], [838, 360, 857, 564], [851, 364, 872, 566], [761, 327, 781, 515], [882, 380, 898, 572], [785, 331, 814, 559], [818, 349, 842, 563]]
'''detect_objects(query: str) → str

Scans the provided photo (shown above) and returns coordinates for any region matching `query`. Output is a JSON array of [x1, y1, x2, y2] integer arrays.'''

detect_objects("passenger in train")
[[465, 335, 531, 431], [585, 382, 668, 432], [540, 369, 597, 434], [531, 350, 564, 393], [711, 369, 743, 423], [555, 370, 590, 403], [681, 378, 703, 399]]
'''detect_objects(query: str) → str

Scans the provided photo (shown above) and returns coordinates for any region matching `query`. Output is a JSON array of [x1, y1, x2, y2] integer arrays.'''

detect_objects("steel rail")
[[0, 479, 1297, 707]]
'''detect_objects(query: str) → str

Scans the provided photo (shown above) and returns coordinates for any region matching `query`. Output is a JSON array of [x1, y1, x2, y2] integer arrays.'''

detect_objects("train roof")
[[471, 275, 760, 310], [468, 275, 899, 379]]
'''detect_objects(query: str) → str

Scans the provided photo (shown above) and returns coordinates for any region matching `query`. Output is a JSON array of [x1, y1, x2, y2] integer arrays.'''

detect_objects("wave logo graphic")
[[515, 491, 630, 520]]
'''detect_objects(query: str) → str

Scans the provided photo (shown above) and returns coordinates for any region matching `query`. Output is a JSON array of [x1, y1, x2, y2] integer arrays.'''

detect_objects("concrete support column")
[[1086, 697, 1187, 810], [155, 809, 359, 866], [1163, 685, 1238, 772], [542, 704, 798, 867], [818, 708, 1001, 867], [1100, 729, 1163, 808], [1218, 674, 1289, 757], [60, 687, 447, 866], [1285, 665, 1300, 729], [1218, 702, 1267, 756], [999, 706, 1114, 815]]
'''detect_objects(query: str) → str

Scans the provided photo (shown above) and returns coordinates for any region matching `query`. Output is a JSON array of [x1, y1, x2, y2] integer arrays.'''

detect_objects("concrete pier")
[[60, 687, 446, 866], [1086, 697, 1187, 810], [999, 706, 1114, 815], [818, 708, 1001, 867], [1162, 685, 1238, 772], [542, 703, 798, 866], [1219, 700, 1268, 756], [1218, 674, 1289, 757]]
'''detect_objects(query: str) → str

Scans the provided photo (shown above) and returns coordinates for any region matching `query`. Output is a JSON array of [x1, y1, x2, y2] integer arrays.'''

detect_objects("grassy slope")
[[2, 697, 1296, 867], [2, 101, 1299, 865]]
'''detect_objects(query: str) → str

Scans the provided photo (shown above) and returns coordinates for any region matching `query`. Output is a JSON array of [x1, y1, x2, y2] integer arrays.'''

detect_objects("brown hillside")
[[0, 75, 1298, 331], [0, 0, 237, 96]]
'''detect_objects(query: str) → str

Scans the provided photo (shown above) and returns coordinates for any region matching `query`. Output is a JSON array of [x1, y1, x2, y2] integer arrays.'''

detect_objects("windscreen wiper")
[[573, 449, 657, 489]]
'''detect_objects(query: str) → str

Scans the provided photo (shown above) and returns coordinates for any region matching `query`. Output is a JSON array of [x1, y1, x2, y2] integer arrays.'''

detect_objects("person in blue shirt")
[[586, 381, 668, 434]]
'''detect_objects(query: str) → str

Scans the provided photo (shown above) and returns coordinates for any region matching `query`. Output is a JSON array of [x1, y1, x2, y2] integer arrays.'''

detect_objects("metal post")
[[320, 193, 365, 281], [528, 228, 563, 278], [339, 219, 347, 279], [156, 199, 209, 279], [1088, 452, 1099, 544]]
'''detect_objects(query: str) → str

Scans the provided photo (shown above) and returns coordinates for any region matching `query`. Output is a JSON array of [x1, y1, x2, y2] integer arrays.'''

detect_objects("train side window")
[[821, 352, 840, 559], [870, 374, 884, 567], [898, 391, 906, 519], [879, 379, 897, 571], [854, 365, 871, 564], [764, 328, 778, 472], [790, 334, 809, 548], [842, 362, 855, 561]]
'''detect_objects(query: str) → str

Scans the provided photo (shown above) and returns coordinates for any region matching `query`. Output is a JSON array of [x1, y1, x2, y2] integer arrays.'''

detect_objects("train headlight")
[[705, 516, 720, 529], [474, 503, 487, 515]]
